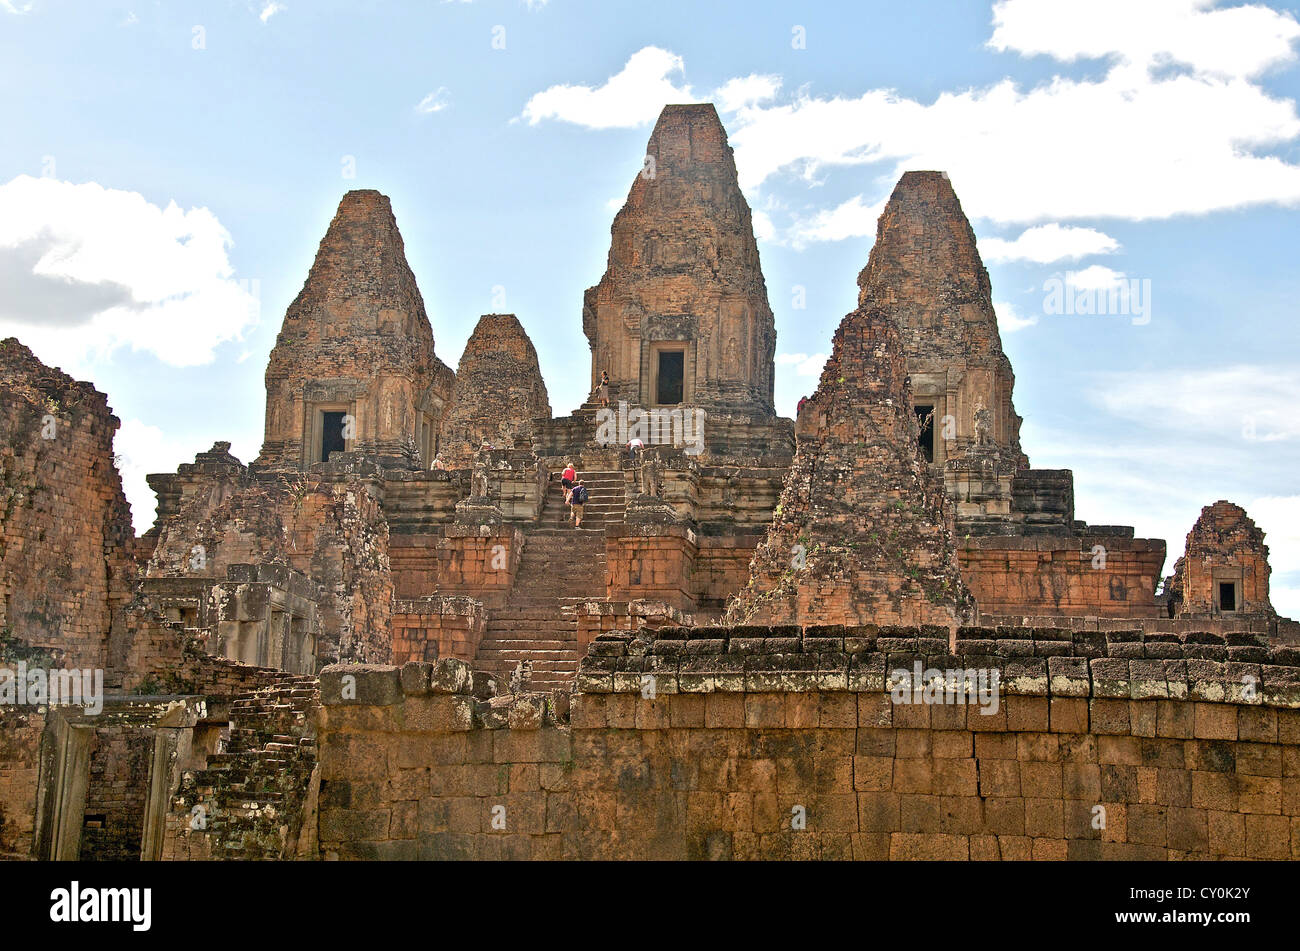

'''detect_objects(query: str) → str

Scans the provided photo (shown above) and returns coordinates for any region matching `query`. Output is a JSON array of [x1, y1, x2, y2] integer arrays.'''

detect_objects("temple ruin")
[[1, 104, 1297, 862]]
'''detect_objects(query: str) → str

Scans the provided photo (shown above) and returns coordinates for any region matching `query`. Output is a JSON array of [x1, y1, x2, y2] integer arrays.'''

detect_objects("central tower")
[[582, 103, 777, 417]]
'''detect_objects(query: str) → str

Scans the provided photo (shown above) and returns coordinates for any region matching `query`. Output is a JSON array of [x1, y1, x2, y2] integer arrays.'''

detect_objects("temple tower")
[[257, 189, 454, 470], [583, 103, 777, 417]]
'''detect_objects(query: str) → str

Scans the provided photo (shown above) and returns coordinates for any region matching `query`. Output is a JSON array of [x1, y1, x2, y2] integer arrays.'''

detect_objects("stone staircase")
[[173, 676, 319, 860], [475, 470, 625, 689]]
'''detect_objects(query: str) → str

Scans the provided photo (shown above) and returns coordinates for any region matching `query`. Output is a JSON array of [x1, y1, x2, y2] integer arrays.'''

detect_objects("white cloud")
[[1, 1, 34, 13], [989, 0, 1300, 80], [787, 194, 886, 246], [1246, 494, 1300, 618], [521, 13, 1300, 233], [114, 419, 174, 532], [981, 223, 1121, 263], [776, 352, 828, 376], [416, 87, 451, 114], [995, 299, 1038, 332], [523, 0, 549, 8], [519, 46, 694, 129], [714, 74, 782, 113], [0, 175, 259, 371], [1062, 264, 1127, 291], [750, 208, 776, 242], [1089, 364, 1300, 442], [715, 3, 1300, 231], [259, 1, 283, 23]]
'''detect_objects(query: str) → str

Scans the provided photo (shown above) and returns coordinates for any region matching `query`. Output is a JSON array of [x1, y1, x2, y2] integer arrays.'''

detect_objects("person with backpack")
[[569, 480, 589, 527]]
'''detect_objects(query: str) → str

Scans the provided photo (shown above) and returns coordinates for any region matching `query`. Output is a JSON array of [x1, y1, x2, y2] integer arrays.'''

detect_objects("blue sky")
[[2, 0, 1299, 615]]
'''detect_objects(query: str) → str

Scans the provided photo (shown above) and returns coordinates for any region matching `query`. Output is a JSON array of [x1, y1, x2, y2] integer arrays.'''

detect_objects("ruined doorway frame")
[[33, 713, 94, 860], [309, 402, 354, 465]]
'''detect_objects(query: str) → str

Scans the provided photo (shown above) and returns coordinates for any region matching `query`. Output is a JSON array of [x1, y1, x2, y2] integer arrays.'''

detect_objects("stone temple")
[[2, 104, 1298, 862]]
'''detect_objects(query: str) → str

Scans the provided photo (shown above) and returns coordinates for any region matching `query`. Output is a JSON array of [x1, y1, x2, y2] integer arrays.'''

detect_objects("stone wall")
[[0, 338, 137, 674], [391, 597, 486, 665], [0, 707, 43, 858], [389, 526, 521, 604], [78, 720, 155, 861], [145, 466, 393, 666], [315, 626, 1300, 860], [960, 534, 1166, 619]]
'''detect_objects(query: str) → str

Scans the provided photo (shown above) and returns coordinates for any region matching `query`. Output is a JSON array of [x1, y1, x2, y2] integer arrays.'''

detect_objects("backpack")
[[571, 485, 588, 504]]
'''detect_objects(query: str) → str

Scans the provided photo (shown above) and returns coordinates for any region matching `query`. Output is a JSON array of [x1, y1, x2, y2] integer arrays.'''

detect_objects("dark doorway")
[[656, 350, 684, 404], [321, 411, 346, 462], [1219, 581, 1237, 612], [915, 404, 935, 462]]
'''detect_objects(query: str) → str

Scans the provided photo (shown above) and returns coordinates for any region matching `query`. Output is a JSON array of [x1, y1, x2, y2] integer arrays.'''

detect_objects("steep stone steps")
[[474, 470, 624, 688]]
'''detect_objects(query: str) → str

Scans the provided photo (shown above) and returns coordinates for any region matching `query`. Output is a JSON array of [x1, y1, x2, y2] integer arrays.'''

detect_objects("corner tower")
[[257, 189, 454, 470]]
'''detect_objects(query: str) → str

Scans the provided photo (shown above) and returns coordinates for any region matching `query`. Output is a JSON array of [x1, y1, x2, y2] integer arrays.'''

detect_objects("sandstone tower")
[[583, 103, 777, 417], [862, 171, 1026, 471], [437, 314, 552, 467], [729, 297, 968, 627], [1168, 500, 1275, 618], [257, 189, 455, 470]]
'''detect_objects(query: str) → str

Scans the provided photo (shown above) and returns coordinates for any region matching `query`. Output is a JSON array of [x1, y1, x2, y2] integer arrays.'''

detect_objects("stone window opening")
[[915, 404, 935, 463], [310, 402, 353, 464], [320, 411, 347, 461], [1218, 580, 1238, 613]]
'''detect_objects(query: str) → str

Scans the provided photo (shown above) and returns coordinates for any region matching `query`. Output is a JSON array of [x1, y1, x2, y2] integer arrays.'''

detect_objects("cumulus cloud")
[[995, 300, 1038, 332], [114, 419, 174, 532], [1, 1, 34, 13], [519, 46, 694, 129], [416, 87, 451, 114], [1061, 264, 1127, 291], [520, 3, 1300, 242], [787, 194, 886, 247], [776, 352, 828, 376], [0, 175, 259, 370], [259, 2, 283, 23], [714, 74, 782, 113], [989, 0, 1300, 79], [981, 223, 1121, 263], [1246, 494, 1300, 617]]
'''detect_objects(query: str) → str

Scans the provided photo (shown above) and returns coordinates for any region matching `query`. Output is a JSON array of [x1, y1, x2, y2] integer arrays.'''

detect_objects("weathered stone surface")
[[438, 314, 551, 467], [0, 338, 137, 675], [727, 247, 969, 627], [257, 189, 455, 470], [1169, 500, 1275, 619], [583, 103, 777, 417], [862, 171, 1026, 470], [145, 447, 394, 666]]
